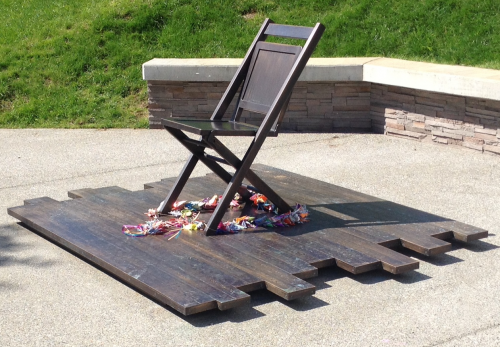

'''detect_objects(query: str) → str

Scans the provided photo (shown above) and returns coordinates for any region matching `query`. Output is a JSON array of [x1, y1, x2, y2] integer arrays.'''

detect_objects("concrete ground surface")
[[1, 129, 499, 347]]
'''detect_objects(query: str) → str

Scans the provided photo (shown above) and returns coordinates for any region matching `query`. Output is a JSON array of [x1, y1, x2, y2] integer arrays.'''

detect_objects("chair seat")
[[162, 119, 260, 136]]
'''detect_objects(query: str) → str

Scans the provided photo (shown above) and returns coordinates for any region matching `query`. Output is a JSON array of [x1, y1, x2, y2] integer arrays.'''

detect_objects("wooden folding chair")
[[158, 19, 325, 235]]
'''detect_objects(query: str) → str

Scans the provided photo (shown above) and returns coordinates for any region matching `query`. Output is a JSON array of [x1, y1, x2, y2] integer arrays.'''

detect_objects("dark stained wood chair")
[[158, 19, 325, 235]]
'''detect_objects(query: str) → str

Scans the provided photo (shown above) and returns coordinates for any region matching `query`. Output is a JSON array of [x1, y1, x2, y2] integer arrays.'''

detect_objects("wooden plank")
[[307, 206, 401, 248], [68, 186, 131, 199], [248, 232, 336, 268], [61, 195, 254, 311], [76, 189, 265, 293], [24, 196, 59, 206], [180, 233, 316, 300], [13, 195, 259, 312], [55, 199, 248, 311], [251, 164, 487, 242], [252, 176, 401, 247], [310, 202, 452, 256], [216, 233, 318, 279], [151, 174, 382, 274], [279, 227, 382, 274], [431, 220, 489, 242], [8, 201, 219, 315], [310, 228, 419, 274]]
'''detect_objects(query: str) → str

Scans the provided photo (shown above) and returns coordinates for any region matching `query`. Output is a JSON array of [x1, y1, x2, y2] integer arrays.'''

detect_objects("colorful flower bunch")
[[122, 192, 309, 240]]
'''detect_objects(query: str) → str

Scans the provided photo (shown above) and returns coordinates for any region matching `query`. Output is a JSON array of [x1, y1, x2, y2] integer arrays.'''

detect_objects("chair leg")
[[210, 137, 291, 212], [157, 154, 198, 214], [205, 175, 246, 235]]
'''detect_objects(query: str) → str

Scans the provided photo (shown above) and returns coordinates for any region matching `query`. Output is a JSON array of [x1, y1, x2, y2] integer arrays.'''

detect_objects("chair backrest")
[[211, 19, 325, 135]]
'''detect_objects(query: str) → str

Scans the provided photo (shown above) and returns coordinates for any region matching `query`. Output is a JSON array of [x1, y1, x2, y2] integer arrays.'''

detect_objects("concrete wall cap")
[[142, 57, 377, 82], [363, 58, 500, 101], [143, 57, 500, 101]]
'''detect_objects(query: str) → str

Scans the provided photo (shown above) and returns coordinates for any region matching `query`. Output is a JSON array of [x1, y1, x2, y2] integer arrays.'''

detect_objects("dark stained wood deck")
[[8, 164, 488, 315]]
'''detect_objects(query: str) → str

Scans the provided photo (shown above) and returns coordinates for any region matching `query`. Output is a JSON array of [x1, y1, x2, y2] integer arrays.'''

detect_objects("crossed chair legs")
[[158, 127, 291, 235]]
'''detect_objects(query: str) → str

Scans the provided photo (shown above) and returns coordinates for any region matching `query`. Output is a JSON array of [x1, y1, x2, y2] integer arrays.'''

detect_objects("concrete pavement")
[[1, 129, 499, 346]]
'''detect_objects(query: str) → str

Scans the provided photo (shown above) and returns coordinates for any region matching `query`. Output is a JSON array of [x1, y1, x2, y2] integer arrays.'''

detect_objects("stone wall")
[[148, 80, 500, 155], [144, 57, 500, 156], [147, 81, 372, 132], [370, 83, 500, 155]]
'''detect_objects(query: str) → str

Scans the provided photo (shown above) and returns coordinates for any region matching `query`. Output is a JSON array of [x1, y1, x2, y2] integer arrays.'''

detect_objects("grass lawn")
[[1, 0, 500, 128]]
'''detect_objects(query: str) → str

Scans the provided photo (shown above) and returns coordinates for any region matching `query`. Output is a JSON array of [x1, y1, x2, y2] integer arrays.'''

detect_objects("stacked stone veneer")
[[147, 81, 372, 132], [147, 79, 500, 156], [370, 84, 500, 155]]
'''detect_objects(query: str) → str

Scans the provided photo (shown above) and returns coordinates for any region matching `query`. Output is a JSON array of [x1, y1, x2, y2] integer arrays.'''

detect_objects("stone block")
[[436, 111, 461, 121], [414, 90, 465, 105], [484, 145, 500, 155], [371, 116, 386, 126], [308, 105, 333, 115], [371, 99, 403, 109], [432, 129, 462, 140], [164, 86, 185, 93], [330, 111, 369, 118], [401, 103, 417, 112], [172, 92, 207, 100], [426, 120, 461, 130], [387, 86, 415, 95], [466, 106, 500, 118], [332, 97, 347, 106], [474, 131, 498, 142], [288, 104, 308, 111], [462, 142, 484, 152], [306, 83, 334, 92], [444, 103, 465, 112], [464, 115, 481, 124], [387, 127, 426, 139], [307, 92, 333, 100], [443, 128, 475, 137], [416, 104, 443, 117], [334, 85, 369, 96], [197, 105, 215, 112], [432, 136, 448, 144], [425, 124, 442, 132], [475, 127, 497, 135], [479, 118, 500, 127], [350, 119, 372, 128], [296, 124, 331, 132], [346, 97, 371, 106], [485, 140, 499, 146], [333, 105, 370, 112], [372, 123, 385, 133], [415, 96, 446, 107], [464, 136, 485, 145], [370, 105, 386, 114], [407, 113, 425, 122], [285, 111, 309, 118], [306, 99, 321, 106], [384, 91, 415, 104], [466, 97, 500, 109], [207, 93, 223, 99], [332, 119, 351, 127], [405, 125, 427, 134]]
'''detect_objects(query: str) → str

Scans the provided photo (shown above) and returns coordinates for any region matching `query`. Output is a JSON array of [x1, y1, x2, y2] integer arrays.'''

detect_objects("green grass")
[[1, 0, 500, 128]]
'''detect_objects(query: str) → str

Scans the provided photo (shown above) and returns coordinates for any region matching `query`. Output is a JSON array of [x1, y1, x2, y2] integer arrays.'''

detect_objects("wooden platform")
[[8, 164, 488, 315]]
